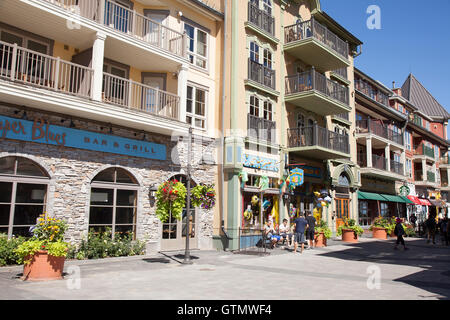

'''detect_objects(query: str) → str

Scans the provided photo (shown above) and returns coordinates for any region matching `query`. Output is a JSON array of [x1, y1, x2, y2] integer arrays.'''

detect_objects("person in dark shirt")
[[394, 218, 408, 250], [293, 213, 308, 254], [305, 211, 316, 250]]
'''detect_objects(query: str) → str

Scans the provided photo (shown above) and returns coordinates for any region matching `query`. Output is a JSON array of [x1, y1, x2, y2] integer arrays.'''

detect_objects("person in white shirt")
[[279, 219, 293, 248]]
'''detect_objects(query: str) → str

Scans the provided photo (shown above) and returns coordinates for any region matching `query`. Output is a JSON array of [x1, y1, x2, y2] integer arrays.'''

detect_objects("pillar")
[[422, 159, 427, 181], [91, 32, 106, 102], [385, 144, 391, 172], [401, 149, 406, 176], [366, 137, 372, 167], [177, 64, 189, 123]]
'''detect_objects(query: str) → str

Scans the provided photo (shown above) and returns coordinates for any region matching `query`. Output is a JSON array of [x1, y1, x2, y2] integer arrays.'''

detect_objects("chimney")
[[392, 81, 396, 89]]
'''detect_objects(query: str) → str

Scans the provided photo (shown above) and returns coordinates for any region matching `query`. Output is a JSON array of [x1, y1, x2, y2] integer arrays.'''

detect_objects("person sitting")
[[264, 220, 280, 249], [279, 218, 293, 248]]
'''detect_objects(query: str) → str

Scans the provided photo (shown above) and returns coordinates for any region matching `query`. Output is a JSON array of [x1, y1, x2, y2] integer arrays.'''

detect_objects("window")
[[263, 49, 272, 69], [0, 157, 49, 238], [250, 41, 260, 63], [297, 113, 305, 128], [105, 0, 133, 33], [435, 146, 439, 159], [405, 130, 411, 151], [263, 101, 273, 121], [398, 104, 404, 113], [184, 22, 208, 70], [186, 84, 207, 129], [262, 0, 272, 15], [380, 202, 388, 217], [249, 95, 260, 117], [406, 159, 412, 178], [89, 168, 138, 239]]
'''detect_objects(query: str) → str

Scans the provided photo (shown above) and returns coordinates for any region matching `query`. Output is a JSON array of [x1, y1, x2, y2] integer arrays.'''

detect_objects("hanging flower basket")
[[191, 184, 216, 210], [155, 179, 187, 223]]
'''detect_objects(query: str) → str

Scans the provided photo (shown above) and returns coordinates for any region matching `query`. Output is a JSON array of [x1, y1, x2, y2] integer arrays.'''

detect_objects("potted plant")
[[314, 220, 332, 247], [369, 217, 394, 240], [155, 179, 187, 223], [337, 218, 364, 243], [14, 214, 68, 281], [191, 184, 216, 210]]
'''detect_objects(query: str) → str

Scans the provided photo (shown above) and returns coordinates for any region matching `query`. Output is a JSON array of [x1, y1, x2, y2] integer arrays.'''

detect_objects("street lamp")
[[182, 127, 193, 265]]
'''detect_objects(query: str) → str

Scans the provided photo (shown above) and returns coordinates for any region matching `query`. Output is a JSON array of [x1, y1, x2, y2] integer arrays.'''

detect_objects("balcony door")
[[144, 11, 169, 47], [142, 74, 166, 115]]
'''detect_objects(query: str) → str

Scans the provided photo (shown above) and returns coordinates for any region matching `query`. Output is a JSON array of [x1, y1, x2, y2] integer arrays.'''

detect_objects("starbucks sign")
[[399, 185, 410, 196]]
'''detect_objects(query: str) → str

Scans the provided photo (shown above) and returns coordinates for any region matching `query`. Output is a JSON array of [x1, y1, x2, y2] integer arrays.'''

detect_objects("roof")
[[401, 74, 450, 120]]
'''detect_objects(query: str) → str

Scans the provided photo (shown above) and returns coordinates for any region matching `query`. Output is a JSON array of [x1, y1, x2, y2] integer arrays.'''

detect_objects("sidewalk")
[[1, 237, 449, 300]]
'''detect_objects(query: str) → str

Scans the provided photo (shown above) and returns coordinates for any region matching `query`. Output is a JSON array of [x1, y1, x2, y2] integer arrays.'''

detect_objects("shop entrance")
[[335, 198, 350, 229], [161, 175, 198, 251]]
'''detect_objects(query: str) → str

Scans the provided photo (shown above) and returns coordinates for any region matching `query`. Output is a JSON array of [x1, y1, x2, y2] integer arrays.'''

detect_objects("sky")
[[321, 0, 450, 136]]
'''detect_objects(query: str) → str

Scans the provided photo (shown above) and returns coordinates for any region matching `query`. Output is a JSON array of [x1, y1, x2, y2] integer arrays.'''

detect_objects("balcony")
[[247, 114, 276, 143], [285, 69, 350, 116], [246, 2, 276, 41], [358, 153, 405, 179], [355, 80, 389, 107], [356, 119, 404, 146], [246, 58, 277, 94], [0, 40, 93, 99], [440, 156, 450, 167], [287, 125, 350, 160], [1, 0, 187, 70], [390, 159, 404, 175], [414, 170, 438, 186], [284, 17, 349, 72], [102, 73, 180, 120], [414, 145, 435, 160]]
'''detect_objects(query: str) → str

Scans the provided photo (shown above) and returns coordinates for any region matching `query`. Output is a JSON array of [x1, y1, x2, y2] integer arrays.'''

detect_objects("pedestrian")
[[293, 212, 308, 254], [394, 218, 408, 250], [305, 211, 316, 250], [425, 213, 437, 244], [439, 216, 448, 246], [410, 213, 417, 231]]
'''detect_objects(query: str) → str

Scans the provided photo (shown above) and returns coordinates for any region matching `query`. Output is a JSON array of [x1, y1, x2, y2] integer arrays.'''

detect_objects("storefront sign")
[[0, 115, 166, 160], [288, 168, 304, 187], [400, 186, 410, 196], [291, 165, 322, 178], [242, 154, 279, 172]]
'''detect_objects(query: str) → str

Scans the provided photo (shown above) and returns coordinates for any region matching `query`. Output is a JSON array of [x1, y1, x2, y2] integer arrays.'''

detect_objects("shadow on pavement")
[[317, 238, 450, 300]]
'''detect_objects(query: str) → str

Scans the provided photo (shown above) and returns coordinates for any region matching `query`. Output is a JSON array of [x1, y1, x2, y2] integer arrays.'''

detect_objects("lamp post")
[[182, 126, 193, 265]]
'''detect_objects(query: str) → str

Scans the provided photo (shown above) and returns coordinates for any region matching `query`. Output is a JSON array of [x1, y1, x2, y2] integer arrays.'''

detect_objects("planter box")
[[341, 228, 358, 243], [21, 250, 65, 281], [314, 232, 327, 247], [372, 227, 388, 240]]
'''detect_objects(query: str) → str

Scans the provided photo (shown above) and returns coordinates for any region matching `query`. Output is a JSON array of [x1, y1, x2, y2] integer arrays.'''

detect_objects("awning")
[[359, 191, 414, 204], [407, 195, 421, 205], [419, 199, 432, 206]]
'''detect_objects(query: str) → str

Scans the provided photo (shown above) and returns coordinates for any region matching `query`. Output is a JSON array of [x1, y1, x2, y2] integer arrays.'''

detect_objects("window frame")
[[186, 83, 208, 130], [183, 21, 209, 71]]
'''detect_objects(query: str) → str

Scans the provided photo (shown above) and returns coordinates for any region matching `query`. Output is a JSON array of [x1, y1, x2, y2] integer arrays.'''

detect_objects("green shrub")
[[67, 229, 146, 260], [403, 223, 416, 237], [337, 218, 364, 236], [0, 234, 26, 266], [315, 220, 332, 239]]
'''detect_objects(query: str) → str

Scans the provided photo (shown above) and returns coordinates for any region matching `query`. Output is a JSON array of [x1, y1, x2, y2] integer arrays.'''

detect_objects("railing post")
[[54, 57, 60, 90], [311, 66, 315, 90], [10, 43, 18, 81], [98, 0, 105, 25]]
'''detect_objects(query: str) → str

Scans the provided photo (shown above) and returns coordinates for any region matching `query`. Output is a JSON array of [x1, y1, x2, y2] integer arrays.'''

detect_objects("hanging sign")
[[288, 168, 304, 187]]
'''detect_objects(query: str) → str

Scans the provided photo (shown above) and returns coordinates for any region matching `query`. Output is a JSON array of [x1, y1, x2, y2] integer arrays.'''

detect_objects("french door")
[[335, 198, 350, 230]]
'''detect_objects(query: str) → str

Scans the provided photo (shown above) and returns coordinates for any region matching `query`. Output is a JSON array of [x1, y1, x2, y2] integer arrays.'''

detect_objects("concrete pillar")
[[385, 144, 391, 172], [422, 159, 427, 181], [401, 149, 406, 176], [91, 32, 106, 102], [366, 137, 372, 167], [177, 64, 189, 123]]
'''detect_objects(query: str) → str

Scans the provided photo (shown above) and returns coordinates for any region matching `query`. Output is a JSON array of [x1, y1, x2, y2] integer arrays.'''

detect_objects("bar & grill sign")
[[0, 115, 166, 160]]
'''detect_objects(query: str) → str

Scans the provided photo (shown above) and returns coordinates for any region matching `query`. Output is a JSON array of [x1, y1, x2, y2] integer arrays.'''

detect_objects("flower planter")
[[314, 232, 327, 247], [372, 227, 388, 240], [21, 250, 65, 281], [341, 228, 358, 243]]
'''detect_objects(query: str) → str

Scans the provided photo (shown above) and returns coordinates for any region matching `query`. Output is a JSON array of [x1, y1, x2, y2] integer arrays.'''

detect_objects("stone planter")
[[314, 232, 327, 247], [341, 228, 358, 243], [21, 250, 65, 281], [372, 227, 388, 240]]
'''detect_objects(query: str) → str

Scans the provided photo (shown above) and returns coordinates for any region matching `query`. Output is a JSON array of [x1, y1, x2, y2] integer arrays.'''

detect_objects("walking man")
[[305, 211, 316, 250], [425, 213, 437, 244], [394, 218, 408, 250], [293, 212, 308, 254]]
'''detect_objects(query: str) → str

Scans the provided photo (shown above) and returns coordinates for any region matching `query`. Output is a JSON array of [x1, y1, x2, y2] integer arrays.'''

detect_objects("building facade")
[[0, 0, 225, 252]]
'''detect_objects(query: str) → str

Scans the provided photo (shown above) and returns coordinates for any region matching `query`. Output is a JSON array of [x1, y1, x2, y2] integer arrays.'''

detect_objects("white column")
[[91, 32, 106, 102], [422, 159, 427, 181], [366, 137, 372, 167], [432, 162, 437, 184], [385, 144, 391, 172], [177, 64, 189, 123], [401, 150, 406, 176]]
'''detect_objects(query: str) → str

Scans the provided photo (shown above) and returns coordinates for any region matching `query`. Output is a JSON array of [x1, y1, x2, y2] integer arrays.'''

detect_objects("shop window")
[[380, 202, 388, 217], [0, 157, 49, 238], [89, 167, 138, 239], [358, 201, 370, 226]]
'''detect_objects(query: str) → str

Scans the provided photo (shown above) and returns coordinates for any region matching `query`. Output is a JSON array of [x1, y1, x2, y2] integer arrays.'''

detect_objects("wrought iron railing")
[[285, 69, 349, 106], [248, 58, 276, 90], [284, 17, 349, 59], [247, 2, 275, 36], [356, 119, 404, 145], [247, 114, 276, 143], [287, 125, 349, 154], [390, 160, 404, 175]]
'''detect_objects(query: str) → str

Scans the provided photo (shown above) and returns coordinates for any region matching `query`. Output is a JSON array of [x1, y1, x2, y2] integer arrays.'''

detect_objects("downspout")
[[353, 44, 363, 58], [220, 0, 230, 242]]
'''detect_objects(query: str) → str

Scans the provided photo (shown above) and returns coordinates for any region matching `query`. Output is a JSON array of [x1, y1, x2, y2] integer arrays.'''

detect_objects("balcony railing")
[[247, 2, 275, 36], [390, 160, 404, 175], [247, 114, 276, 143], [335, 113, 349, 121], [285, 69, 349, 106], [248, 58, 276, 90], [355, 80, 389, 106], [287, 125, 349, 154], [414, 145, 435, 159], [284, 17, 349, 59], [358, 153, 387, 171], [440, 156, 450, 165], [42, 0, 186, 58], [332, 67, 348, 80], [356, 119, 404, 145], [103, 73, 179, 119], [0, 40, 93, 98], [427, 171, 436, 183]]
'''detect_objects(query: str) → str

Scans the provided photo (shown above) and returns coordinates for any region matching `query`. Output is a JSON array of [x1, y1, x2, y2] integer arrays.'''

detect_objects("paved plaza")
[[1, 236, 449, 300]]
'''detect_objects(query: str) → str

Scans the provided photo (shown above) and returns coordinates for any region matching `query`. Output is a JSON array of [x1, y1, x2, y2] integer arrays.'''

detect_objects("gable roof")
[[401, 74, 450, 120]]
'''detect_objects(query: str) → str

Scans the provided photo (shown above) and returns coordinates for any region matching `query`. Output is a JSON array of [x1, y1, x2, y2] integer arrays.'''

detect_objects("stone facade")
[[0, 104, 216, 251]]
